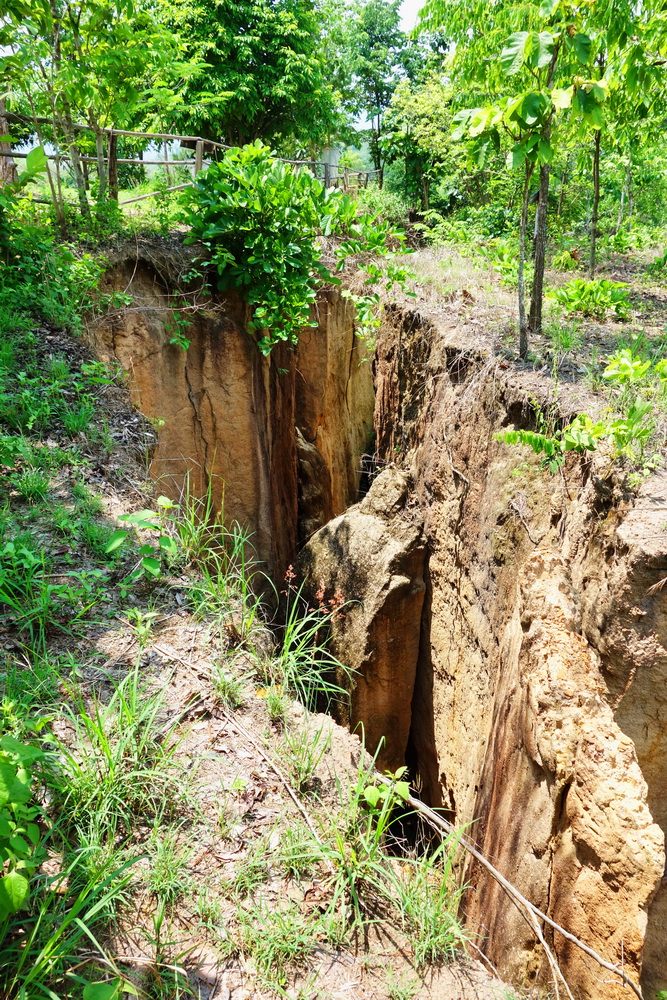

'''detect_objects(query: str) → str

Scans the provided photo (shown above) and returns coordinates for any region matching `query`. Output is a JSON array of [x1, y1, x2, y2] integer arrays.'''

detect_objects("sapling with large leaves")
[[451, 2, 606, 357]]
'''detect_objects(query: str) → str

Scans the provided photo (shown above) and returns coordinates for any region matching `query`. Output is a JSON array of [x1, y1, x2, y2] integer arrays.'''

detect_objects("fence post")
[[108, 130, 118, 201], [324, 162, 331, 188], [195, 139, 204, 176]]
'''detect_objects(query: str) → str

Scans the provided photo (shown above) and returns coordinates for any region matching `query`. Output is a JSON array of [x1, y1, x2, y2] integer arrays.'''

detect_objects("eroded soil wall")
[[373, 306, 667, 998], [87, 250, 374, 576]]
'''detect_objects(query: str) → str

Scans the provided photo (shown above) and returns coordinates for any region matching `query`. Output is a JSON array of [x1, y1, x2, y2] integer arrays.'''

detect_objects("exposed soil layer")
[[372, 303, 667, 999], [88, 242, 374, 577]]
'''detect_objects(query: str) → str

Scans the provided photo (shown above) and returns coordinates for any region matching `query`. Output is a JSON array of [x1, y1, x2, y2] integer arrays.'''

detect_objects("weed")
[[397, 840, 466, 968], [125, 607, 160, 649], [268, 579, 354, 712], [147, 825, 191, 907], [551, 248, 581, 271], [0, 852, 136, 998], [549, 278, 631, 320], [72, 480, 104, 513], [54, 666, 181, 840], [237, 899, 319, 989], [0, 735, 45, 924], [11, 466, 50, 502], [229, 836, 272, 899], [313, 764, 413, 937], [386, 968, 420, 1000], [62, 398, 95, 436], [282, 717, 330, 794], [543, 317, 583, 353], [213, 658, 244, 709], [279, 825, 320, 880], [265, 684, 288, 726]]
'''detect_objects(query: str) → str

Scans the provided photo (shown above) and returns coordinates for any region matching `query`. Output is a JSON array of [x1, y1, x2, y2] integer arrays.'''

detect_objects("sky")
[[400, 0, 424, 32]]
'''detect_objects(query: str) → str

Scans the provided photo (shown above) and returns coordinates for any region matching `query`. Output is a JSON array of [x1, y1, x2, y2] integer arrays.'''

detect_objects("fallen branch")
[[382, 779, 643, 1000]]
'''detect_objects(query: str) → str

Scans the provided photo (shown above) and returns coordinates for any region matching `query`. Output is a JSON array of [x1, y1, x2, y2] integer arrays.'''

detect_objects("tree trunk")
[[518, 161, 534, 360], [163, 141, 171, 185], [0, 98, 18, 186], [589, 129, 601, 278], [557, 167, 567, 217], [108, 132, 118, 201], [627, 154, 633, 225], [528, 162, 550, 338], [67, 135, 91, 219], [422, 174, 430, 212], [95, 129, 107, 205]]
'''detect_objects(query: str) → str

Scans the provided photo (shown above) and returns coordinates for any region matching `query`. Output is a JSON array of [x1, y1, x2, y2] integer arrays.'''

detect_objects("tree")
[[452, 14, 607, 356], [324, 0, 411, 179], [0, 0, 186, 220], [382, 74, 455, 210], [154, 0, 343, 148]]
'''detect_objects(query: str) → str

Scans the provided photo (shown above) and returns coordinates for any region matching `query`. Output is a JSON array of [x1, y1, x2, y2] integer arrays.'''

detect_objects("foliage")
[[1, 0, 190, 220], [382, 74, 455, 209], [603, 348, 652, 384], [105, 497, 181, 585], [269, 579, 355, 712], [549, 278, 631, 319], [183, 142, 412, 353], [497, 413, 610, 472], [0, 735, 44, 924], [551, 248, 581, 271], [157, 0, 342, 147]]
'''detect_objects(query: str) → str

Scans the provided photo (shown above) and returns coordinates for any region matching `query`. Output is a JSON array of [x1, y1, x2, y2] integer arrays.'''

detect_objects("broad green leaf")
[[592, 81, 607, 102], [158, 536, 179, 557], [120, 509, 159, 527], [363, 786, 381, 809], [551, 86, 573, 110], [25, 145, 47, 175], [469, 107, 490, 137], [538, 139, 553, 164], [141, 557, 161, 578], [508, 143, 527, 169], [501, 32, 530, 75], [573, 33, 592, 64], [104, 530, 129, 554], [0, 763, 17, 810], [519, 92, 547, 127], [83, 981, 122, 1000], [156, 495, 177, 509], [528, 31, 555, 70], [0, 870, 29, 915], [395, 781, 410, 801], [9, 835, 30, 856]]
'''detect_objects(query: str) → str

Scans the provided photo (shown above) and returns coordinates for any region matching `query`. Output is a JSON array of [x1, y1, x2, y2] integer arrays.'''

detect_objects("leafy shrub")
[[183, 142, 411, 354], [355, 186, 411, 227], [0, 735, 44, 924], [603, 349, 652, 385], [551, 248, 580, 271], [497, 413, 609, 472], [549, 278, 631, 319], [475, 238, 528, 287], [648, 248, 667, 273]]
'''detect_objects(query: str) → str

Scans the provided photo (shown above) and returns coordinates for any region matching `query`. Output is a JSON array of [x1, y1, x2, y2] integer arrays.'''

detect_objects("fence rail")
[[1, 113, 380, 205]]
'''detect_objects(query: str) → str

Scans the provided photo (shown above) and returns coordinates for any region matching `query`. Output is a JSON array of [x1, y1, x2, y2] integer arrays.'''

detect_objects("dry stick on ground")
[[379, 777, 643, 1000]]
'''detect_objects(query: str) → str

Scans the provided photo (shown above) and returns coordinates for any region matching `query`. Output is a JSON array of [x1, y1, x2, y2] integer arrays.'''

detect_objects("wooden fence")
[[0, 114, 380, 205]]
